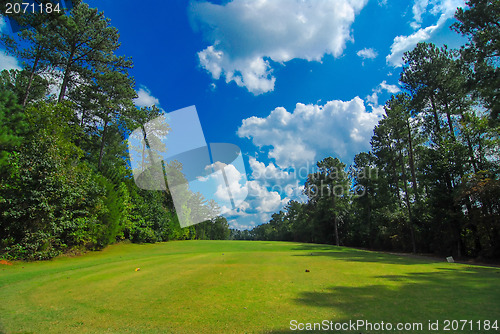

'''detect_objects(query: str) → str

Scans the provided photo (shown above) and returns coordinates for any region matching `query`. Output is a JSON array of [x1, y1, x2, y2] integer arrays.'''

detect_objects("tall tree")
[[304, 157, 350, 245], [0, 1, 68, 106], [453, 0, 500, 123], [53, 1, 133, 104], [351, 152, 379, 248]]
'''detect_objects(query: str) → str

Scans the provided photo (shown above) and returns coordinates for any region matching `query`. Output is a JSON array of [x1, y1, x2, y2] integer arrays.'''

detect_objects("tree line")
[[0, 0, 230, 260], [240, 0, 500, 259]]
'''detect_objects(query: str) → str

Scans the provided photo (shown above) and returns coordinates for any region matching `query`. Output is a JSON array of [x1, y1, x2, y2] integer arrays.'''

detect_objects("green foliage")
[[0, 101, 111, 259], [0, 95, 225, 260], [0, 0, 231, 260], [0, 88, 27, 169], [0, 69, 49, 105], [452, 0, 500, 123]]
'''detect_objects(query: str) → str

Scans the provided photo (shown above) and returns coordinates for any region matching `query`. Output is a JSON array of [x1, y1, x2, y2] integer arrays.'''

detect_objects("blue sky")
[[0, 0, 467, 229]]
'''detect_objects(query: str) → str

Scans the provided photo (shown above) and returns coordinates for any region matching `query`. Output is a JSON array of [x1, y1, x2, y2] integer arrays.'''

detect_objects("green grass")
[[0, 240, 499, 333]]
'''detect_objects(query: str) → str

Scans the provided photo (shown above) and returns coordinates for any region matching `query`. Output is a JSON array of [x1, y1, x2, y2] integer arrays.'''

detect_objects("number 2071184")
[[4, 2, 61, 14]]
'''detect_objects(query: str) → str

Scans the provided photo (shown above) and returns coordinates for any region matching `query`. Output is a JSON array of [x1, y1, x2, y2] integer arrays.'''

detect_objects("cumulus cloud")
[[223, 178, 293, 229], [134, 86, 160, 108], [227, 170, 291, 212], [248, 157, 306, 199], [190, 0, 368, 94], [249, 158, 295, 186], [199, 158, 297, 228], [237, 97, 384, 168], [208, 155, 310, 229], [247, 180, 290, 213], [386, 0, 465, 67], [212, 163, 249, 205], [357, 48, 378, 59]]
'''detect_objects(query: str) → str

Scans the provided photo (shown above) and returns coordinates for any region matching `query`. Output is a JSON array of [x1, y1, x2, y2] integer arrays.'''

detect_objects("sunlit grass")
[[1, 240, 499, 333]]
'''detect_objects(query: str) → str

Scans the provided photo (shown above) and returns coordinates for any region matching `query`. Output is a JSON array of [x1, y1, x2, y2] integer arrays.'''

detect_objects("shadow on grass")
[[265, 266, 500, 333], [291, 244, 445, 266]]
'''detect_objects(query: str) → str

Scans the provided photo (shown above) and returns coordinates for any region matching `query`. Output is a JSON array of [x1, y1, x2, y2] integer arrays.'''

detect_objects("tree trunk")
[[334, 215, 339, 246], [332, 195, 339, 246], [23, 46, 42, 107], [399, 147, 417, 254], [444, 100, 456, 142], [459, 112, 479, 173], [406, 117, 419, 203], [368, 196, 373, 249], [58, 43, 77, 103], [429, 94, 442, 139], [391, 156, 402, 206], [446, 112, 456, 141]]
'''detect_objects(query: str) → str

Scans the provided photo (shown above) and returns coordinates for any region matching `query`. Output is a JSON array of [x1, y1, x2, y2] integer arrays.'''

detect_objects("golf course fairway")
[[1, 240, 499, 333]]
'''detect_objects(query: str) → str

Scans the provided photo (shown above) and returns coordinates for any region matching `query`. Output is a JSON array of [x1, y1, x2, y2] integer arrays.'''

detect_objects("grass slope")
[[0, 240, 499, 333]]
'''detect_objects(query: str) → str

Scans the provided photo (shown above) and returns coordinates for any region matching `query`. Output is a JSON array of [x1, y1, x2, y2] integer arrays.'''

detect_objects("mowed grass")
[[0, 241, 499, 334]]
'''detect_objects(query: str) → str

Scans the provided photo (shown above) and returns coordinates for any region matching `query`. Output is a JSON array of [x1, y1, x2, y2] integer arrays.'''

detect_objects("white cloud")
[[386, 0, 465, 67], [248, 157, 306, 201], [357, 48, 378, 59], [199, 159, 296, 228], [249, 157, 295, 186], [366, 91, 379, 106], [214, 156, 310, 228], [223, 178, 292, 228], [380, 80, 400, 94], [247, 180, 289, 213], [0, 16, 21, 72], [190, 0, 368, 94], [386, 24, 439, 67], [237, 97, 384, 168], [229, 220, 255, 231], [134, 86, 160, 108], [40, 71, 62, 97], [366, 80, 400, 107], [213, 163, 249, 204], [0, 52, 21, 72], [411, 0, 429, 29], [412, 0, 465, 27]]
